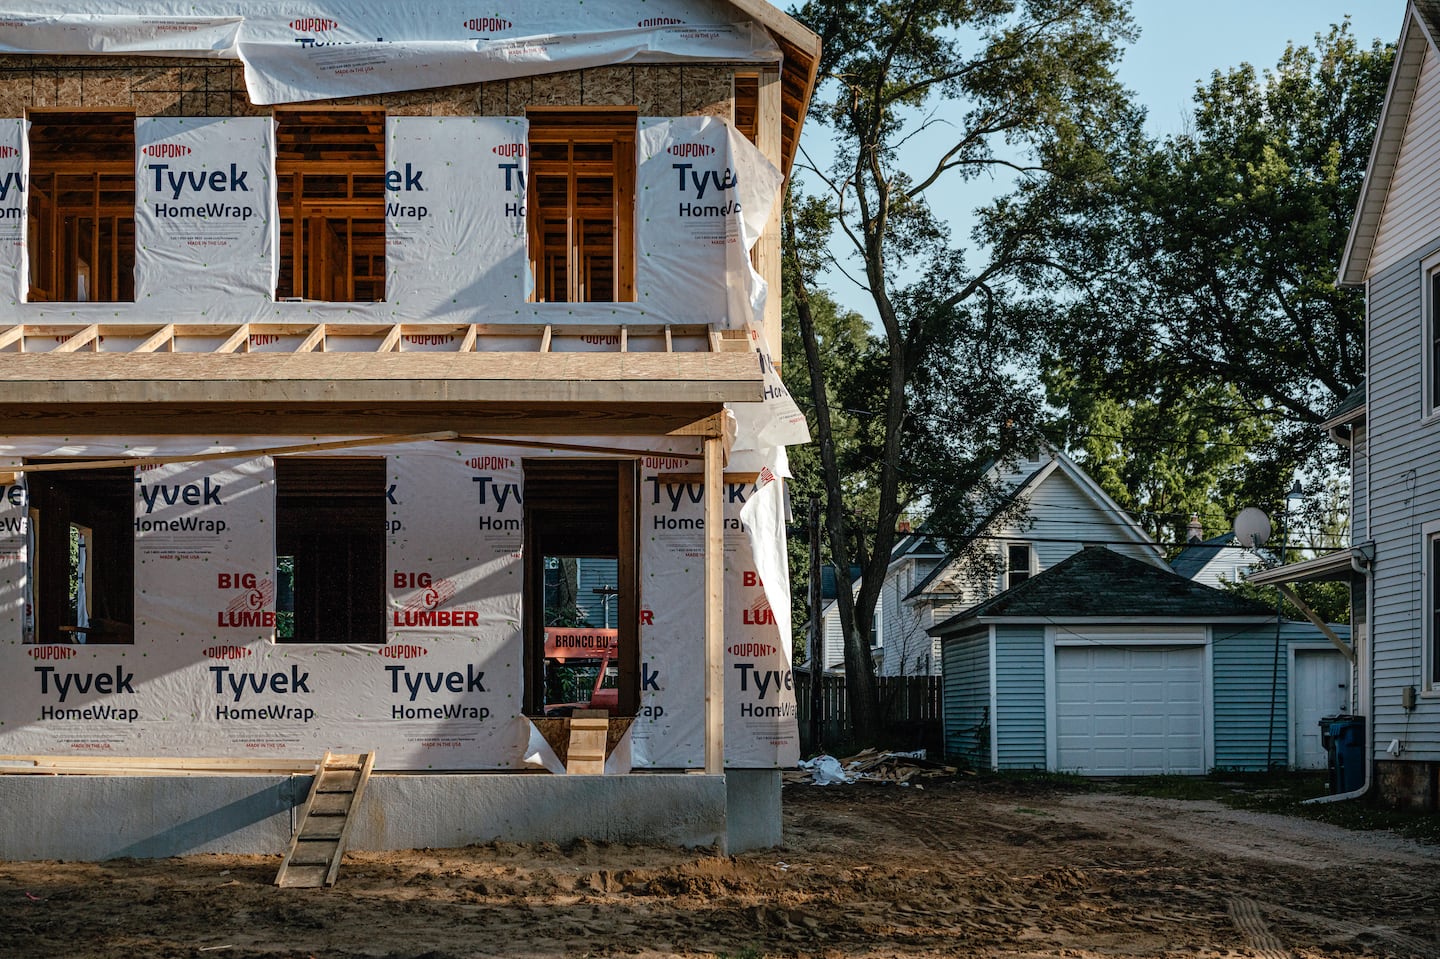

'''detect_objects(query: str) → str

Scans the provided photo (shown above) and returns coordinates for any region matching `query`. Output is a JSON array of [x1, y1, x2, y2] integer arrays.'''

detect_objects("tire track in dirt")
[[1228, 897, 1290, 959], [1260, 900, 1440, 959]]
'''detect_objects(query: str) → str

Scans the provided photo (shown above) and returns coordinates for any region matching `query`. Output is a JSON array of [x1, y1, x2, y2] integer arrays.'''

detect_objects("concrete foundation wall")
[[1374, 759, 1440, 812], [0, 771, 783, 861]]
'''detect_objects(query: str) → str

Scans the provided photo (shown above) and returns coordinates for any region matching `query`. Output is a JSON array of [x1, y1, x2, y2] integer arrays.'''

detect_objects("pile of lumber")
[[786, 748, 957, 786], [841, 748, 957, 784]]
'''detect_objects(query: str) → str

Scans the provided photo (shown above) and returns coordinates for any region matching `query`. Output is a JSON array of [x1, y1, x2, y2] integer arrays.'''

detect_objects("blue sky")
[[1124, 1, 1396, 135], [814, 2, 1401, 321]]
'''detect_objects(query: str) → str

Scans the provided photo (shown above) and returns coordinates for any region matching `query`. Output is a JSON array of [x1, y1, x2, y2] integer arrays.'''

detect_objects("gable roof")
[[1339, 2, 1438, 286], [929, 545, 1275, 636], [1170, 532, 1246, 579], [906, 448, 1163, 601]]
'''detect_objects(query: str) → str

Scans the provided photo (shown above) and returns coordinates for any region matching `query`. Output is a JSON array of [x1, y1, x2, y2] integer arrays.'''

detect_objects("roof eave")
[[1339, 4, 1433, 287]]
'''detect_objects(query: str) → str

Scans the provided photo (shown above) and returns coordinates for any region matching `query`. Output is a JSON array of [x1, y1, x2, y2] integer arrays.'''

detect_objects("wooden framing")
[[274, 108, 386, 302], [0, 322, 762, 436], [526, 107, 637, 303], [25, 109, 136, 304], [703, 435, 725, 774]]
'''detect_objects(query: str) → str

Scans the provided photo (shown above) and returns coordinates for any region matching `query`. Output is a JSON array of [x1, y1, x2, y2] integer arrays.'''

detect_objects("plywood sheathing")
[[0, 57, 741, 125]]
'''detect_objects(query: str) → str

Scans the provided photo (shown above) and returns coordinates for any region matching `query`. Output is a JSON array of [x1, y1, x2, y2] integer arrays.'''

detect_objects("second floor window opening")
[[527, 108, 636, 303], [26, 110, 136, 303], [275, 109, 386, 303]]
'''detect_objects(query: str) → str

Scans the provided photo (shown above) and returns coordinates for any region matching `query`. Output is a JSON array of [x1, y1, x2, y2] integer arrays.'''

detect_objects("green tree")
[[1049, 23, 1392, 509], [785, 0, 1138, 741], [1045, 370, 1273, 551]]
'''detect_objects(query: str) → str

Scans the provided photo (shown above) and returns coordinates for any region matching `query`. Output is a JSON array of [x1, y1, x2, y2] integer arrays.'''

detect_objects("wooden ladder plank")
[[275, 750, 376, 888]]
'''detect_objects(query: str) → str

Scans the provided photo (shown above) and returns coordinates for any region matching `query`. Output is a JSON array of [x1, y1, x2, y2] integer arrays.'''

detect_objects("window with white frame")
[[1432, 530, 1440, 689], [1006, 542, 1033, 590], [1425, 253, 1440, 417]]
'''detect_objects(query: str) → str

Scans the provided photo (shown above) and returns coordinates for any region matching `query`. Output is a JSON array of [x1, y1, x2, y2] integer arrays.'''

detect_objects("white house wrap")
[[134, 117, 276, 306], [385, 117, 529, 317]]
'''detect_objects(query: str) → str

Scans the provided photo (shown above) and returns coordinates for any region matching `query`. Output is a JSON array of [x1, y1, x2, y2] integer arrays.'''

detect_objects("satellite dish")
[[1233, 507, 1272, 550]]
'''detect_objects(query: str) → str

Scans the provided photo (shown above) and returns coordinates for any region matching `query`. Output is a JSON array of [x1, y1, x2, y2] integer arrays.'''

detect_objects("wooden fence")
[[793, 672, 944, 755]]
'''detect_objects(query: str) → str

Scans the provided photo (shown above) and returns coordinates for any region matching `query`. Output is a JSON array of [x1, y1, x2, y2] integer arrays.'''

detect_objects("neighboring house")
[[819, 447, 1166, 677], [806, 538, 943, 675], [1263, 0, 1440, 812], [1171, 533, 1267, 589], [0, 1, 820, 859], [932, 546, 1353, 775]]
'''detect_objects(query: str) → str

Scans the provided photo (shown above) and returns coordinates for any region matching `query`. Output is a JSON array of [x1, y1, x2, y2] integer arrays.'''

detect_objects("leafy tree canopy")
[[1048, 23, 1391, 524]]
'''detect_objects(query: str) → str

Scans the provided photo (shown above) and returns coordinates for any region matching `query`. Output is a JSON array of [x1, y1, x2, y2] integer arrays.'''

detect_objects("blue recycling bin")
[[1322, 716, 1366, 794]]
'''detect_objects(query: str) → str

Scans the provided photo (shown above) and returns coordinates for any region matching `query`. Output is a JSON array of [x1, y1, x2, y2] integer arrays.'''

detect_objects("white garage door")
[[1056, 644, 1205, 775]]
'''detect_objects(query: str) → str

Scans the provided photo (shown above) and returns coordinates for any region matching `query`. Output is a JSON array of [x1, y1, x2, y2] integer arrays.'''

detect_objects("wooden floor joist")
[[275, 751, 376, 888]]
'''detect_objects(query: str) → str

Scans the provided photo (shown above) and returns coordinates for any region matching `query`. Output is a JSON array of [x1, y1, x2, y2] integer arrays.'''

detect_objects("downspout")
[[1304, 546, 1374, 804]]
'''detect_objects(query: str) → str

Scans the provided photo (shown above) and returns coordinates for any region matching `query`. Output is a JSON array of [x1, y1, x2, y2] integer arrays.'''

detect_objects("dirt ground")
[[2, 778, 1437, 959]]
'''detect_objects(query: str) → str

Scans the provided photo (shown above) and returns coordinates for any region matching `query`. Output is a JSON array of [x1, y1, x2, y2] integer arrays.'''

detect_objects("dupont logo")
[[379, 644, 429, 659], [644, 455, 690, 471], [28, 646, 77, 661], [729, 642, 776, 658], [464, 17, 512, 32], [290, 16, 338, 32], [639, 17, 686, 26], [465, 455, 514, 470], [0, 146, 17, 158], [143, 142, 191, 158], [668, 143, 715, 157], [493, 143, 525, 158], [203, 645, 253, 660]]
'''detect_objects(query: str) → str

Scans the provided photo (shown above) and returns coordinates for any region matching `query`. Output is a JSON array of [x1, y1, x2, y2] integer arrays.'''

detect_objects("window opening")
[[26, 465, 134, 644], [523, 459, 638, 716], [733, 75, 760, 144], [1433, 536, 1440, 687], [1006, 543, 1032, 590], [526, 108, 636, 303], [26, 110, 135, 303], [1431, 269, 1440, 414], [275, 458, 385, 644], [275, 109, 386, 302]]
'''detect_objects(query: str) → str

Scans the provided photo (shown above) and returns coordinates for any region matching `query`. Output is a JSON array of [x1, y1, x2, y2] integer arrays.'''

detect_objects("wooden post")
[[704, 434, 725, 774], [808, 496, 822, 753]]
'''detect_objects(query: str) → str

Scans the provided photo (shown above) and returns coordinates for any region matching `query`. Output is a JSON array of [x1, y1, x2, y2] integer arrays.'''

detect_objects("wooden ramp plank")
[[566, 710, 609, 775], [275, 750, 375, 888]]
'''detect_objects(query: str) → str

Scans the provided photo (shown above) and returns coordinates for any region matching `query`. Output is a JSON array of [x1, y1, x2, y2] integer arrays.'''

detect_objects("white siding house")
[[815, 447, 1166, 677], [1316, 0, 1440, 811]]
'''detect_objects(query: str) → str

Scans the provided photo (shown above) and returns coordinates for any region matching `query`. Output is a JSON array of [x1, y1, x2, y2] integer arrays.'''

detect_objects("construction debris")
[[789, 749, 958, 786]]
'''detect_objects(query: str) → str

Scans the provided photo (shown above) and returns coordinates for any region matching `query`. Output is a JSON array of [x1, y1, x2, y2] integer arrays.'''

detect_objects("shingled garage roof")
[[930, 545, 1275, 637], [0, 322, 763, 437]]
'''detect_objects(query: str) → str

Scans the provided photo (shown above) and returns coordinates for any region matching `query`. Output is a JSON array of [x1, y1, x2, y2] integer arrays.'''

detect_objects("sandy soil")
[[2, 778, 1437, 958]]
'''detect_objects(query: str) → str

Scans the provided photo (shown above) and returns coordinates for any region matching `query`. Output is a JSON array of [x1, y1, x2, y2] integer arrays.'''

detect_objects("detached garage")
[[933, 546, 1353, 775]]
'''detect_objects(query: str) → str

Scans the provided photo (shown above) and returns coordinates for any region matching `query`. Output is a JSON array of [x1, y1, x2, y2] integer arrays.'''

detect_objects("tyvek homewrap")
[[386, 117, 529, 318], [134, 117, 276, 305], [3, 114, 787, 337], [0, 3, 780, 105], [0, 436, 798, 769], [0, 120, 21, 304]]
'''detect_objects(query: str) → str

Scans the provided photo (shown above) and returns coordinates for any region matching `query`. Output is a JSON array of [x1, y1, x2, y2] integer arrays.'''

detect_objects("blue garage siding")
[[1212, 622, 1350, 770], [942, 631, 990, 766], [995, 626, 1047, 769]]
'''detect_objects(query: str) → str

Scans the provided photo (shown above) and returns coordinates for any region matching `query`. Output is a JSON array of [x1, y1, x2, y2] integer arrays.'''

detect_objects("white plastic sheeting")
[[134, 117, 276, 305], [3, 113, 793, 344], [0, 3, 782, 105], [385, 117, 529, 318], [0, 436, 799, 769]]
